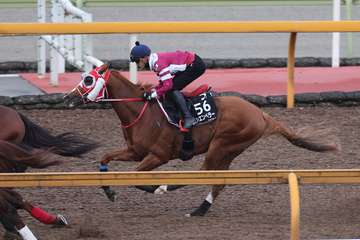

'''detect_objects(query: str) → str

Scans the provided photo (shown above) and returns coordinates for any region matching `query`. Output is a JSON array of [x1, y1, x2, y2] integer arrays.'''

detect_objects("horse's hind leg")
[[187, 137, 258, 217], [187, 157, 233, 217]]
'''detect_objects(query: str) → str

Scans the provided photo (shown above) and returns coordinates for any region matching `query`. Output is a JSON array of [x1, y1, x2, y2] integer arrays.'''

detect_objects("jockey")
[[129, 41, 206, 129]]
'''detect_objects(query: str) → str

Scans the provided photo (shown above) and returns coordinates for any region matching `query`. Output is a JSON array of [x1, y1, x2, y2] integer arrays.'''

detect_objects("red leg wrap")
[[30, 206, 56, 224]]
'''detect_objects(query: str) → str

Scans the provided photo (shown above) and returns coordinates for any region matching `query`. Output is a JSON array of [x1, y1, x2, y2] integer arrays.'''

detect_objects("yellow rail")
[[1, 169, 360, 240], [0, 21, 360, 35], [1, 21, 359, 107], [1, 169, 360, 187]]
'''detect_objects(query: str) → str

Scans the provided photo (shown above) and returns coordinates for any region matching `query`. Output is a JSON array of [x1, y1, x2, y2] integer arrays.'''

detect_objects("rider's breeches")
[[172, 54, 206, 90]]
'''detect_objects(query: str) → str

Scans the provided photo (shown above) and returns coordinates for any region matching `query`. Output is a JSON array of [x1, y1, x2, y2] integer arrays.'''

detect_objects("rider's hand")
[[143, 92, 153, 101], [143, 90, 157, 101]]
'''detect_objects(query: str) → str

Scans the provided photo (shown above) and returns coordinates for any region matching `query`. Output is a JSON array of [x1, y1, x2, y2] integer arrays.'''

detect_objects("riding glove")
[[143, 89, 157, 101]]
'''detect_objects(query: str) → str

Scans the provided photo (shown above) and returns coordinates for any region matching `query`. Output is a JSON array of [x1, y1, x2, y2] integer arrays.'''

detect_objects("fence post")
[[288, 173, 300, 240], [287, 32, 297, 109]]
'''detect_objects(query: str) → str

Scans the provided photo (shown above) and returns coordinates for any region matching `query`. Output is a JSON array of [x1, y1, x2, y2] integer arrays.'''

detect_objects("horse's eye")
[[83, 76, 94, 87]]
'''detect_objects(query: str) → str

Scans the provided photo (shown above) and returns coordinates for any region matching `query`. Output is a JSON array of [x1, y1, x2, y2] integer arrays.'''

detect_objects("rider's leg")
[[170, 90, 195, 128], [171, 55, 206, 129]]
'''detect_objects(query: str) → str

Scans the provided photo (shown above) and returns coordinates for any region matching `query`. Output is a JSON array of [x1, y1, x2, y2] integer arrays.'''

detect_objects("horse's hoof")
[[101, 186, 117, 202], [53, 214, 68, 227], [185, 211, 205, 217], [186, 207, 208, 217], [105, 189, 117, 202], [154, 185, 167, 195]]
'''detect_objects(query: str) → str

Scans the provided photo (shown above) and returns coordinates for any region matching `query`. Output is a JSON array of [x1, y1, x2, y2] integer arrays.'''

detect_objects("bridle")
[[71, 67, 149, 129]]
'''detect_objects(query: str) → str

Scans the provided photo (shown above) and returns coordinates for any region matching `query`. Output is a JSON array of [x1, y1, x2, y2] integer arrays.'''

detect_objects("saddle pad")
[[158, 91, 217, 128], [190, 92, 217, 125]]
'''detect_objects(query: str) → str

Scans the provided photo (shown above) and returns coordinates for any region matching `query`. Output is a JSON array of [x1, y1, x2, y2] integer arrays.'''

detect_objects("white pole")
[[57, 1, 65, 73], [37, 0, 46, 77], [42, 35, 84, 69], [50, 0, 60, 85], [129, 35, 138, 83], [345, 0, 353, 57], [83, 14, 93, 72], [332, 0, 341, 68]]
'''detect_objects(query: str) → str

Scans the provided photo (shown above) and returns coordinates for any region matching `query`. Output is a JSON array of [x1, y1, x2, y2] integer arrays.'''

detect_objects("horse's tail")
[[19, 113, 98, 157], [0, 140, 60, 169], [262, 112, 340, 152]]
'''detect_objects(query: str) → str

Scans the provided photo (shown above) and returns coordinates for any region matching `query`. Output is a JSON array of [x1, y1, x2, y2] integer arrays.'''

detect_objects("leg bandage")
[[18, 225, 37, 240], [30, 206, 56, 224]]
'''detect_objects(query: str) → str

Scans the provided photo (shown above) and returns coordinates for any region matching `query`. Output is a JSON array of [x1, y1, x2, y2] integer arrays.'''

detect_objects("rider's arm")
[[154, 79, 173, 97], [153, 66, 174, 98]]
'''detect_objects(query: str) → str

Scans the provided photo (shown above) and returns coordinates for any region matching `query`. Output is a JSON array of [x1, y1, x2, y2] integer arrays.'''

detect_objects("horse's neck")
[[107, 72, 145, 124]]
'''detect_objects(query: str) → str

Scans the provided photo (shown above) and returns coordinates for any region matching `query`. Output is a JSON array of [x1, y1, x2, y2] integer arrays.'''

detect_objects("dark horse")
[[64, 63, 339, 217], [0, 140, 62, 239], [0, 105, 98, 239]]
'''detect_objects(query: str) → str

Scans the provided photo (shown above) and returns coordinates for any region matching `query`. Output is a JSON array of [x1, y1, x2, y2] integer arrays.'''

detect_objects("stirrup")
[[179, 120, 189, 132]]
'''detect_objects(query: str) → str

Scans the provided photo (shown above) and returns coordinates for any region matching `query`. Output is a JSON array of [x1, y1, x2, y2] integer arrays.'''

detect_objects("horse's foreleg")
[[134, 153, 170, 193], [100, 147, 142, 166], [22, 201, 68, 227], [99, 148, 143, 201]]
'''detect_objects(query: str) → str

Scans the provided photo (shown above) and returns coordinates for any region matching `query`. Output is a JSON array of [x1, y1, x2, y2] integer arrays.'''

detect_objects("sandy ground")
[[1, 105, 360, 240]]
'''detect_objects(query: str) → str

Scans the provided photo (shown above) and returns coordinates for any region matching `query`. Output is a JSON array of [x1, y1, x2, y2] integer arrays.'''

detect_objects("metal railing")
[[0, 20, 359, 108], [2, 169, 360, 240]]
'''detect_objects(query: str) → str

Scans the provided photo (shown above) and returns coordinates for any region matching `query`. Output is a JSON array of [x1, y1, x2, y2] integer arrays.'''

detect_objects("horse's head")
[[64, 63, 111, 107]]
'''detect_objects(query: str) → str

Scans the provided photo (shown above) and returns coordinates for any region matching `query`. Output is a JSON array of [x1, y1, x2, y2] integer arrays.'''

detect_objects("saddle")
[[157, 84, 217, 129], [157, 84, 218, 161]]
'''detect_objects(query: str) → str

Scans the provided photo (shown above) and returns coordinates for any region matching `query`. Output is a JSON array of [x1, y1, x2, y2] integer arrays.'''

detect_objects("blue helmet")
[[130, 41, 151, 63]]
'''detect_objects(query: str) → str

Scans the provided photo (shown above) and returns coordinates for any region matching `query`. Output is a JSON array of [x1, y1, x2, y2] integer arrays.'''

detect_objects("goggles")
[[130, 55, 140, 64]]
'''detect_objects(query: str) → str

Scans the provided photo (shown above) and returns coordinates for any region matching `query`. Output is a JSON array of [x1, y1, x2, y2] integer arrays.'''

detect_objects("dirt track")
[[2, 105, 360, 240]]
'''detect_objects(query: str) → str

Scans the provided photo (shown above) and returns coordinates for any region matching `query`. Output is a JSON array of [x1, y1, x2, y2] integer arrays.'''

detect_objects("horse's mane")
[[136, 82, 154, 92], [110, 70, 154, 92]]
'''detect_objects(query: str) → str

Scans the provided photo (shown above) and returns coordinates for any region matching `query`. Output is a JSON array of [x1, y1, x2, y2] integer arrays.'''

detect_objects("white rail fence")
[[35, 0, 352, 85], [37, 0, 103, 86]]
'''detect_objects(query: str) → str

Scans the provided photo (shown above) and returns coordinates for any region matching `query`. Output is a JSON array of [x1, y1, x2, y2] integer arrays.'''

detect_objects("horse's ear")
[[98, 63, 110, 75]]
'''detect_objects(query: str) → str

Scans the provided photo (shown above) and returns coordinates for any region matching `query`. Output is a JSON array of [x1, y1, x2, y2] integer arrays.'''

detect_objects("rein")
[[97, 97, 148, 129]]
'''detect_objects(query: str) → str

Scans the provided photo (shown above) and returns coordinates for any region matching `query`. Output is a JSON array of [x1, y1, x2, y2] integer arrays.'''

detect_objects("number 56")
[[194, 101, 211, 115]]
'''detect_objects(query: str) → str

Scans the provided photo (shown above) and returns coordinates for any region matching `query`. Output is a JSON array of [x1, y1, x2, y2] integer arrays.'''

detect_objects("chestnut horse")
[[0, 105, 98, 238], [0, 140, 65, 239], [64, 63, 339, 217]]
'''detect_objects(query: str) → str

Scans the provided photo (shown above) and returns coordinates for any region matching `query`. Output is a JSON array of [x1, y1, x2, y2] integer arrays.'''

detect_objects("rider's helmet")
[[129, 41, 151, 63]]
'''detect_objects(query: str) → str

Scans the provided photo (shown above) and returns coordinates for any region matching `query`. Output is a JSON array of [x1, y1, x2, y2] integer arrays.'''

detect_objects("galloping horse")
[[0, 140, 63, 239], [64, 63, 339, 217], [0, 105, 98, 239]]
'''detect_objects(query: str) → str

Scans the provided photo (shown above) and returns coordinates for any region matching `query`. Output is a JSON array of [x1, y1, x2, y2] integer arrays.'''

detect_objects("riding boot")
[[171, 90, 195, 128]]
